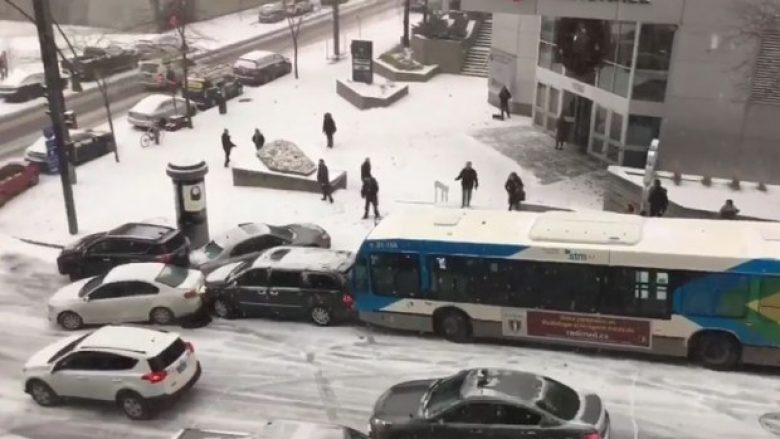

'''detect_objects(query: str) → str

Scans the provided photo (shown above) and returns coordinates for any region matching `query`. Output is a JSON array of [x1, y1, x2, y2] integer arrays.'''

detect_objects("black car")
[[57, 223, 190, 280], [25, 129, 116, 174], [183, 63, 243, 110], [61, 45, 139, 81], [232, 50, 291, 86], [0, 72, 68, 103], [369, 368, 610, 439], [204, 246, 354, 326]]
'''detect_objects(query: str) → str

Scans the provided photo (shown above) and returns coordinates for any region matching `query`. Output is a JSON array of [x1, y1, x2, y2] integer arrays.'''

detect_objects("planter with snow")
[[336, 78, 409, 110], [374, 58, 439, 82]]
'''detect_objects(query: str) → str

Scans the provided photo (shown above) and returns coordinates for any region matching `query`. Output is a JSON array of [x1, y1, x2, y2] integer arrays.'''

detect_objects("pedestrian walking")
[[647, 179, 669, 217], [455, 161, 479, 208], [504, 172, 524, 211], [719, 199, 740, 220], [0, 51, 7, 80], [555, 117, 568, 150], [252, 128, 265, 151], [221, 129, 236, 167], [361, 157, 371, 180], [499, 85, 512, 120], [626, 203, 636, 214], [361, 175, 380, 219], [216, 89, 227, 115], [323, 112, 336, 148], [317, 159, 334, 203]]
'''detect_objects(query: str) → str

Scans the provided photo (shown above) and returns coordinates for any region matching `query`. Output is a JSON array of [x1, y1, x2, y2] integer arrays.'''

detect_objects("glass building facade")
[[533, 17, 676, 168]]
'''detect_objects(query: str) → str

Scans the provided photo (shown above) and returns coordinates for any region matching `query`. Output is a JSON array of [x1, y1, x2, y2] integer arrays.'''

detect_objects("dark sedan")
[[0, 71, 67, 103], [189, 222, 330, 273], [24, 129, 115, 174], [369, 368, 610, 439]]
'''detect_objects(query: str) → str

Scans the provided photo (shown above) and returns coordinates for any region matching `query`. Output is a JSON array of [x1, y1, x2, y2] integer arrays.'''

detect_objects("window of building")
[[616, 23, 637, 67], [607, 143, 621, 162], [594, 106, 607, 135], [370, 253, 420, 298], [541, 17, 556, 43], [534, 111, 545, 127], [627, 115, 662, 146], [548, 87, 560, 114], [609, 112, 623, 142], [538, 42, 554, 70], [591, 138, 605, 154], [633, 23, 676, 102], [622, 149, 648, 168], [597, 63, 615, 93], [536, 83, 547, 109]]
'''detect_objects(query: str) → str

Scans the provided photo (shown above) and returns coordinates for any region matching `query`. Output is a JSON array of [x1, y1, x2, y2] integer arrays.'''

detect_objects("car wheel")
[[149, 307, 175, 325], [58, 311, 83, 330], [693, 332, 741, 370], [117, 390, 151, 420], [27, 380, 61, 407], [212, 298, 236, 319], [436, 309, 472, 343], [310, 305, 332, 327]]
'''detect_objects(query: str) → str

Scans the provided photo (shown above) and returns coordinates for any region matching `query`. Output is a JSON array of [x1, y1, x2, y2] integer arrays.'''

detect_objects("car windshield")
[[268, 225, 294, 241], [48, 333, 90, 363], [234, 59, 256, 70], [536, 378, 581, 421], [423, 373, 466, 417], [203, 240, 224, 258], [78, 274, 106, 297], [155, 265, 190, 287]]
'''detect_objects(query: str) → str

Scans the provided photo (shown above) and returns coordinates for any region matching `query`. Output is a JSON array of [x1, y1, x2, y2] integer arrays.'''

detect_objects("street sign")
[[351, 40, 373, 84], [43, 127, 59, 174]]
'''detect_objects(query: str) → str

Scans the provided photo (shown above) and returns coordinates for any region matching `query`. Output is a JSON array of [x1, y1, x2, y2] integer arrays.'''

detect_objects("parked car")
[[172, 420, 369, 439], [134, 39, 179, 61], [204, 246, 354, 326], [232, 50, 291, 86], [57, 223, 190, 280], [258, 2, 286, 22], [369, 368, 610, 439], [128, 94, 195, 129], [321, 0, 349, 5], [48, 263, 205, 330], [25, 128, 115, 173], [0, 70, 68, 103], [288, 0, 315, 16], [139, 57, 194, 90], [183, 63, 243, 110], [23, 325, 201, 420], [0, 162, 40, 208], [189, 222, 330, 273], [61, 45, 139, 81]]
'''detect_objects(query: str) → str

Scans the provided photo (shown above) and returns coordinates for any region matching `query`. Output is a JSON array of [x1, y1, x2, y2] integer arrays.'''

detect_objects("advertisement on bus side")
[[526, 310, 652, 348]]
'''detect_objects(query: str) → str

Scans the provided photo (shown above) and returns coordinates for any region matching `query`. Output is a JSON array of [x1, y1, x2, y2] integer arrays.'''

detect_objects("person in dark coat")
[[317, 159, 334, 203], [323, 113, 336, 148], [361, 158, 371, 180], [221, 129, 236, 167], [361, 176, 380, 219], [455, 161, 479, 208], [499, 86, 512, 120], [555, 117, 568, 150], [216, 89, 227, 114], [252, 128, 265, 151], [719, 199, 740, 220], [504, 172, 524, 211], [648, 179, 669, 217], [0, 51, 7, 80]]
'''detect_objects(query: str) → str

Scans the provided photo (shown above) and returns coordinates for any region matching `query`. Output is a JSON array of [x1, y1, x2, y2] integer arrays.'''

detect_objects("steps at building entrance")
[[461, 17, 492, 78]]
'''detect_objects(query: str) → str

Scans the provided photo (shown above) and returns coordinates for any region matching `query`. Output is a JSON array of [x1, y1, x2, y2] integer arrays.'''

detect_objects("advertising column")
[[166, 161, 210, 248]]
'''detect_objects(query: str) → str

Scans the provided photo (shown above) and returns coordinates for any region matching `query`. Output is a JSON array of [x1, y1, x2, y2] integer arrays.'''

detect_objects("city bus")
[[352, 207, 780, 370]]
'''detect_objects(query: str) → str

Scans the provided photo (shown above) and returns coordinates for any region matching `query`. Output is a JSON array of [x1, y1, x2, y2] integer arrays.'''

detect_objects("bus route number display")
[[526, 311, 652, 349]]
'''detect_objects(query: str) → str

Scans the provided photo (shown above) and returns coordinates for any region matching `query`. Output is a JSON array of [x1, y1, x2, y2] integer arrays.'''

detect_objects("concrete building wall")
[[487, 13, 539, 115]]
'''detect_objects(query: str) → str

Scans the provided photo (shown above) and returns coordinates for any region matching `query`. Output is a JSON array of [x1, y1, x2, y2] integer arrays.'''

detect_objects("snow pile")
[[257, 139, 317, 176], [340, 77, 403, 98]]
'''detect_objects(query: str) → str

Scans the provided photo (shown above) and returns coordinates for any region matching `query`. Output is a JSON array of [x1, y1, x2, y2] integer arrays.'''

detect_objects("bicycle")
[[140, 125, 164, 148]]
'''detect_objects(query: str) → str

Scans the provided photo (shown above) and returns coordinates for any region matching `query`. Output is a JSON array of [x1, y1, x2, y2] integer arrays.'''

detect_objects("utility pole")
[[332, 0, 340, 59], [32, 0, 78, 234]]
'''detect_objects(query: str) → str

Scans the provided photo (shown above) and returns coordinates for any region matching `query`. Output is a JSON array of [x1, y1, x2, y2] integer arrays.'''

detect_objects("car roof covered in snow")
[[0, 68, 44, 87], [238, 50, 277, 62], [77, 325, 178, 357], [131, 93, 182, 113], [104, 262, 166, 283], [459, 368, 545, 404], [109, 222, 176, 240], [250, 246, 353, 272], [363, 206, 780, 274]]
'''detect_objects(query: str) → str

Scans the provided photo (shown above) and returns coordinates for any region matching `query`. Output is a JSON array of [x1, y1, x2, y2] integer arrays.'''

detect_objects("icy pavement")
[[0, 244, 779, 439]]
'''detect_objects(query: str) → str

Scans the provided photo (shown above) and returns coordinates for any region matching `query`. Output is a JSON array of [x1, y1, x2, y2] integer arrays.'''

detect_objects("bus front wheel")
[[435, 309, 472, 343], [691, 332, 741, 370]]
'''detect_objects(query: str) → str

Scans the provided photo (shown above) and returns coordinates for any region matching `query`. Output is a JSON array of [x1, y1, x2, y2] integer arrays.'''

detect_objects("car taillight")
[[142, 370, 167, 383], [183, 290, 197, 299], [342, 293, 354, 310], [581, 433, 601, 439], [155, 253, 172, 263], [185, 341, 194, 353]]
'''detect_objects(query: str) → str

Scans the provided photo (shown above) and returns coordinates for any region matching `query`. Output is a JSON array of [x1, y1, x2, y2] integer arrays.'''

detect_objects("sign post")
[[351, 40, 373, 85]]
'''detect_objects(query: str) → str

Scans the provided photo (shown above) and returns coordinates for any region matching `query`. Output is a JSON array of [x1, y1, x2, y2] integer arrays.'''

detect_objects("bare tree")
[[286, 2, 304, 79], [729, 0, 780, 96], [168, 0, 194, 128], [402, 0, 411, 47]]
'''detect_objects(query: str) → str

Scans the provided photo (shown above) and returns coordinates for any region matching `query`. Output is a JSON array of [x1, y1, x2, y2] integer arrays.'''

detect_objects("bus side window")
[[370, 253, 421, 298], [353, 256, 369, 293]]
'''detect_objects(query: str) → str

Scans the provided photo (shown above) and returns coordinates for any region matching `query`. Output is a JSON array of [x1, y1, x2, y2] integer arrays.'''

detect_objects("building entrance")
[[563, 91, 593, 154]]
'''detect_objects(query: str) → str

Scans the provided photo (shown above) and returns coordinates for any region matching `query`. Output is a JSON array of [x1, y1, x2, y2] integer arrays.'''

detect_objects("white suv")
[[23, 325, 201, 420]]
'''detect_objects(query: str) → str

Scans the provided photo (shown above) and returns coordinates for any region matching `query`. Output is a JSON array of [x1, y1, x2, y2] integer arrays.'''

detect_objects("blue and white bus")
[[352, 207, 780, 370]]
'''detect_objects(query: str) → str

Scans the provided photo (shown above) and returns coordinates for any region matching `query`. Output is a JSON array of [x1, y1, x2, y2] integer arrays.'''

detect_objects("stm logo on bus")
[[564, 249, 591, 262]]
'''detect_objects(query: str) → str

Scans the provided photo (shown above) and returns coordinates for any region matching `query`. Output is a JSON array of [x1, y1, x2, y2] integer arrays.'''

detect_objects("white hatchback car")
[[48, 263, 205, 330], [23, 325, 201, 420]]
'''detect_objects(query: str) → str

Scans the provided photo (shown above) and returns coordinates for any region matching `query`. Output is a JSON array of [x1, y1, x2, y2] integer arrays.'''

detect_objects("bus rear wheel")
[[692, 332, 741, 370], [435, 309, 472, 343]]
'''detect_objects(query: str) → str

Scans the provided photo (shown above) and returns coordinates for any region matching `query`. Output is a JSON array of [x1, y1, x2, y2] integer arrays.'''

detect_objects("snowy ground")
[[1, 8, 777, 439]]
